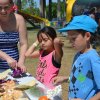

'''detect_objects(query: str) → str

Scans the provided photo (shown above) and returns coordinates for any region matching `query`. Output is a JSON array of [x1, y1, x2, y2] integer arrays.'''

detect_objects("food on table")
[[39, 95, 50, 100], [14, 80, 36, 90], [0, 80, 24, 100], [11, 67, 23, 78], [0, 69, 11, 80], [16, 98, 29, 100], [1, 90, 23, 100], [47, 85, 62, 99]]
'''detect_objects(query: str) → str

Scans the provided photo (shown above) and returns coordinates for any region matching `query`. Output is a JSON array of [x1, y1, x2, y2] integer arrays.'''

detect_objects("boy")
[[53, 15, 100, 100]]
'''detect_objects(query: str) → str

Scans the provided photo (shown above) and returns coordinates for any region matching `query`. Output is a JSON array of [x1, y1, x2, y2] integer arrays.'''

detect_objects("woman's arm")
[[17, 14, 28, 72], [53, 38, 63, 64], [0, 50, 17, 69]]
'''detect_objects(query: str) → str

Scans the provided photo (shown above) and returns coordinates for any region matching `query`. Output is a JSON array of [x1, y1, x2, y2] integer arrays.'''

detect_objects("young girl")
[[25, 26, 63, 89], [53, 15, 100, 100]]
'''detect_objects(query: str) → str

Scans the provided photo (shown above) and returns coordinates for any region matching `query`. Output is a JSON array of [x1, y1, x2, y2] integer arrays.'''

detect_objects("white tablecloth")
[[8, 73, 47, 100], [8, 73, 62, 100]]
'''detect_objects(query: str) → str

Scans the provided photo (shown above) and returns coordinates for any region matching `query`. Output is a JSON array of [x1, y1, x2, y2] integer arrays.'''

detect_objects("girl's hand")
[[54, 38, 64, 47], [52, 76, 68, 86], [7, 58, 17, 69], [17, 62, 27, 73]]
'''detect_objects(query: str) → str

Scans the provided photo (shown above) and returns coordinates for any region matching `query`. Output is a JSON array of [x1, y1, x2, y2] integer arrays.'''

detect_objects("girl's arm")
[[0, 50, 17, 69], [53, 38, 63, 64], [52, 76, 69, 86], [25, 40, 40, 58], [17, 14, 28, 72]]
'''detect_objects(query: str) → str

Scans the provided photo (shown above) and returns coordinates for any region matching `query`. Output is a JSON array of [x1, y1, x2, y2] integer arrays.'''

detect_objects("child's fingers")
[[52, 78, 60, 86]]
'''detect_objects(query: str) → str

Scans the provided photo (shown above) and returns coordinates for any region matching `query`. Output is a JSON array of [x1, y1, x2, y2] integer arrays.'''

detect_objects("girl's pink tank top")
[[36, 51, 60, 89]]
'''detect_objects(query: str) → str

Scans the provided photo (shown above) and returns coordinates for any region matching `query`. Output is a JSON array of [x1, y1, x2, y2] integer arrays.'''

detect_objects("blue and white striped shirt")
[[0, 32, 19, 69]]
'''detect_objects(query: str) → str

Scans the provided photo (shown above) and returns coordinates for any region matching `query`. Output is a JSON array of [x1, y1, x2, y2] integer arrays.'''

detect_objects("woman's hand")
[[17, 62, 27, 73], [6, 57, 17, 69]]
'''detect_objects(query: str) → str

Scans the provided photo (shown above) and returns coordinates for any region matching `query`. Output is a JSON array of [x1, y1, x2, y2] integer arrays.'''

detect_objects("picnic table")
[[0, 70, 62, 100], [11, 74, 47, 100]]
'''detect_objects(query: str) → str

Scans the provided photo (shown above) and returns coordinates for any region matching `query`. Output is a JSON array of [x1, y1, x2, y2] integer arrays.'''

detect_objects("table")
[[8, 72, 62, 100], [8, 73, 47, 100]]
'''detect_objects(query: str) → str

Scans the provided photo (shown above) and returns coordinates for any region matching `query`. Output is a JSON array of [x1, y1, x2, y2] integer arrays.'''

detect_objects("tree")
[[48, 0, 52, 21], [46, 1, 65, 20], [40, 0, 46, 18], [57, 0, 61, 19], [46, 2, 56, 19], [60, 1, 66, 18], [21, 0, 40, 16], [16, 0, 22, 10]]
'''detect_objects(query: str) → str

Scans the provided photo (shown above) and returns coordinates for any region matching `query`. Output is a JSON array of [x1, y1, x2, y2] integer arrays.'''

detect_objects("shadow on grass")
[[27, 26, 40, 30]]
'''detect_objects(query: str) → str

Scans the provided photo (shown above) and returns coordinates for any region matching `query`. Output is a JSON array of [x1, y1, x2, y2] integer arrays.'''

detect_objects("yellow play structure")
[[66, 0, 76, 23], [66, 0, 100, 23], [18, 10, 50, 27]]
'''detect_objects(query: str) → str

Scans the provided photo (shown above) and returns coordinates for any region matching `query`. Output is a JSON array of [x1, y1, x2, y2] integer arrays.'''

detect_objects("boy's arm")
[[90, 92, 100, 100], [53, 38, 63, 64], [25, 40, 40, 58]]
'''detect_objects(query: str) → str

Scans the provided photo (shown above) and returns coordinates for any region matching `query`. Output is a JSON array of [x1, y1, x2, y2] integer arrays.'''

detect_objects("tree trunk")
[[63, 0, 66, 17], [57, 0, 61, 20], [48, 0, 52, 21], [16, 0, 22, 10], [40, 0, 46, 18]]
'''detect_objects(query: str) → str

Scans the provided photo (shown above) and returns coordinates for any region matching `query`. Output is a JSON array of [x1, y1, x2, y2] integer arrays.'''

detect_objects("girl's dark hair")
[[37, 26, 57, 40]]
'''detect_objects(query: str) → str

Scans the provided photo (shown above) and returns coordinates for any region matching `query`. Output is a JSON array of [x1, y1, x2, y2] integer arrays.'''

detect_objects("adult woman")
[[0, 0, 28, 72]]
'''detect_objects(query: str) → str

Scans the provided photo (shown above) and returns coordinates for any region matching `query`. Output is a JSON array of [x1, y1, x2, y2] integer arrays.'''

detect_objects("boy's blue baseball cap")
[[58, 15, 98, 34]]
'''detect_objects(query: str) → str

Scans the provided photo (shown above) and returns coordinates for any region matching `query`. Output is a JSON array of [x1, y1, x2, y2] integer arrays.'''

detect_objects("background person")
[[0, 0, 28, 72], [25, 26, 63, 89], [89, 7, 97, 19], [53, 15, 100, 100]]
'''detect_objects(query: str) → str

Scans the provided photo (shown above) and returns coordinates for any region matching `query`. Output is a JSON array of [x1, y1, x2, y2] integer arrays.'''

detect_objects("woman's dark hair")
[[9, 0, 14, 4], [37, 26, 57, 40]]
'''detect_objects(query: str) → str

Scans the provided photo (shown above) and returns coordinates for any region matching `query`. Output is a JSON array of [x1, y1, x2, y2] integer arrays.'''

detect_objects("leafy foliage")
[[21, 0, 40, 16], [17, 0, 65, 20], [46, 1, 65, 20]]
